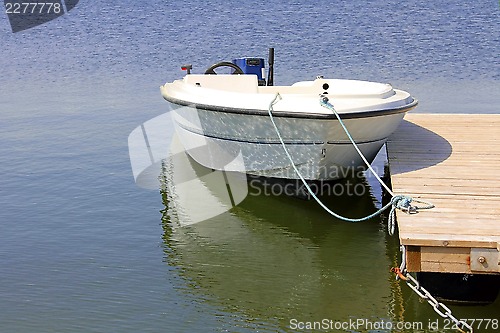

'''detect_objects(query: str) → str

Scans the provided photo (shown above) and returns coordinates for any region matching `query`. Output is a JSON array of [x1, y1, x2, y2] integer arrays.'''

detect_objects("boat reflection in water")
[[158, 136, 417, 331]]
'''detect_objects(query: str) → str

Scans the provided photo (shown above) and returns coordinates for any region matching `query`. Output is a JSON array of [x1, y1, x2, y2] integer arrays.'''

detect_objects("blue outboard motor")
[[232, 58, 266, 86]]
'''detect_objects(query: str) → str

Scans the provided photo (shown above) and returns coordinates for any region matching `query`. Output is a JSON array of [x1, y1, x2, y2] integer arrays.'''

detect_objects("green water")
[[1, 0, 499, 332], [158, 151, 500, 332]]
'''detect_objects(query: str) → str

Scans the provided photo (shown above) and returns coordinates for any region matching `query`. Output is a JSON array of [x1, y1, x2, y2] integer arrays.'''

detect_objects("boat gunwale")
[[173, 120, 390, 146], [163, 95, 418, 120]]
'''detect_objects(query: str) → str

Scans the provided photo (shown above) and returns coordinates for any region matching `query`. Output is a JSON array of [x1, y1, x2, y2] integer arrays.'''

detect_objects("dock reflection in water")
[[158, 136, 405, 331]]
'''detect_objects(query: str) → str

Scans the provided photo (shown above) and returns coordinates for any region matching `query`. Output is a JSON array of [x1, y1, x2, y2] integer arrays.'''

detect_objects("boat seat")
[[183, 74, 259, 93], [290, 79, 395, 98]]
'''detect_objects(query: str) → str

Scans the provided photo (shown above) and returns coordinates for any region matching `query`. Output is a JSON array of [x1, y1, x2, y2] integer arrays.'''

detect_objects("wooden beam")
[[387, 114, 500, 275]]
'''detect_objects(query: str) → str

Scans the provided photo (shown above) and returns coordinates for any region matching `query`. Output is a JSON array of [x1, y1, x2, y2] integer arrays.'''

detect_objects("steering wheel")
[[205, 62, 244, 75]]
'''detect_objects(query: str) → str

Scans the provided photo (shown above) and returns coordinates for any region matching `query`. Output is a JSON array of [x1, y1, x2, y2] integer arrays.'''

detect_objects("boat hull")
[[169, 102, 406, 180]]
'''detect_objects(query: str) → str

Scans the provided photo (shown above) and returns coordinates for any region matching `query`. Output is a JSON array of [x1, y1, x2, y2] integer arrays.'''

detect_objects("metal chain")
[[394, 247, 473, 333], [405, 273, 474, 333]]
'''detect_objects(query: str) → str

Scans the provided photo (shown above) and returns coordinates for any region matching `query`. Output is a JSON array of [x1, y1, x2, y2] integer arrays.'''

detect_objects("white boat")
[[160, 53, 417, 180]]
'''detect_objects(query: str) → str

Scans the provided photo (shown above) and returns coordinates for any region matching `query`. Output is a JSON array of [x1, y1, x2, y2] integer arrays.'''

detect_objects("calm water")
[[1, 1, 499, 332]]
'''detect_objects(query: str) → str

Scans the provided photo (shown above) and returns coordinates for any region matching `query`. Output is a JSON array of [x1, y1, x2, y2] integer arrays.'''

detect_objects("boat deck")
[[386, 113, 500, 274]]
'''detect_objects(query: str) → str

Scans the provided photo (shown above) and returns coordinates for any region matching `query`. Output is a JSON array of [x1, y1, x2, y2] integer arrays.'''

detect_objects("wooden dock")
[[386, 113, 500, 274]]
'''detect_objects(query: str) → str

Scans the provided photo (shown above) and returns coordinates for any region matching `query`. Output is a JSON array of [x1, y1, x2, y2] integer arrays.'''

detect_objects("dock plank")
[[386, 113, 500, 273]]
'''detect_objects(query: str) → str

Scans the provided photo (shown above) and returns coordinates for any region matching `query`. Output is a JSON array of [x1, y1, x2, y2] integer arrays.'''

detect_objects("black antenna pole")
[[267, 47, 274, 86]]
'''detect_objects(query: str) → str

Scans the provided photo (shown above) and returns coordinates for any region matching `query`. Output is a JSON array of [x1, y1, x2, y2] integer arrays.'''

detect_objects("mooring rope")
[[268, 93, 469, 333], [267, 93, 434, 229]]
